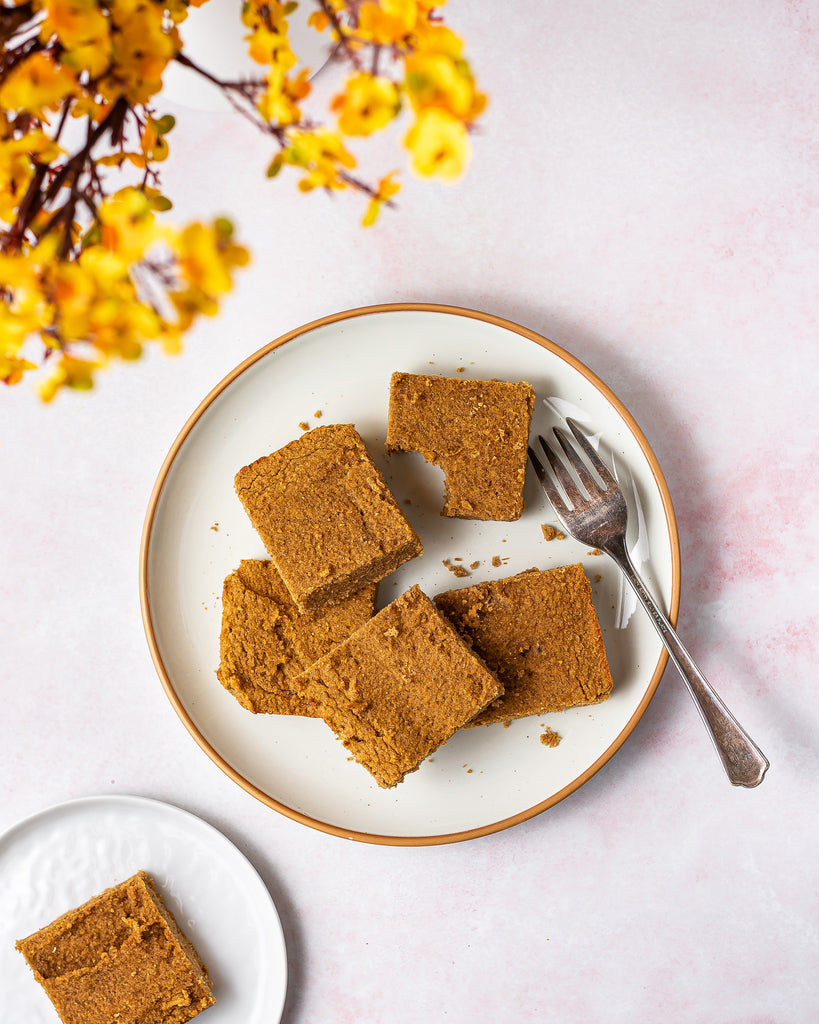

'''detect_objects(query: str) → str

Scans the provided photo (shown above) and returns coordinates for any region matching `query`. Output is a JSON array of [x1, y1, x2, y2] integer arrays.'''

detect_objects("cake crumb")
[[588, 548, 602, 556], [298, 421, 309, 431], [540, 728, 561, 748], [595, 573, 602, 583], [491, 555, 502, 567], [210, 522, 219, 532], [443, 559, 469, 578], [313, 409, 322, 419], [540, 524, 565, 541], [470, 561, 480, 570]]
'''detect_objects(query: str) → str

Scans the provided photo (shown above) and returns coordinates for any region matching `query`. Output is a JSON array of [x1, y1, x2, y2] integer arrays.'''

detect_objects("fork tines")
[[527, 440, 570, 516], [528, 418, 616, 512]]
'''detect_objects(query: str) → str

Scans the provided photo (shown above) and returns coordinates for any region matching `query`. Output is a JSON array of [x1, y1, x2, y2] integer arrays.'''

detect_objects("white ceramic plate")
[[140, 303, 680, 845], [0, 795, 287, 1023]]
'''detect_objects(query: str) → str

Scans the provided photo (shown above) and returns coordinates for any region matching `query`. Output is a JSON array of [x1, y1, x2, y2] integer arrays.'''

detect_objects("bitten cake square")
[[435, 564, 613, 726], [385, 372, 536, 520], [217, 558, 377, 715], [294, 584, 503, 788], [15, 871, 215, 1024], [234, 423, 422, 611]]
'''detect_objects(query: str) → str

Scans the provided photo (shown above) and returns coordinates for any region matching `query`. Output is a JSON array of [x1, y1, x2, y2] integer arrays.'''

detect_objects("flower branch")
[[1, 0, 486, 400]]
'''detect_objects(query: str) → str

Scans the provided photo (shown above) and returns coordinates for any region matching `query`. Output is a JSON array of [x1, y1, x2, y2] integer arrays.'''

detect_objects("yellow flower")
[[49, 260, 95, 322], [258, 67, 311, 127], [39, 0, 110, 52], [0, 52, 78, 117], [279, 128, 357, 191], [172, 218, 249, 296], [38, 354, 100, 401], [358, 0, 418, 45], [69, 93, 108, 123], [175, 223, 230, 294], [404, 51, 479, 121], [332, 73, 401, 136], [307, 7, 330, 33], [97, 189, 158, 262], [167, 286, 213, 332], [0, 129, 63, 225], [61, 38, 114, 78], [362, 171, 401, 226], [0, 301, 38, 384], [0, 235, 58, 312], [98, 0, 180, 104], [404, 107, 470, 182], [0, 0, 483, 400], [247, 25, 297, 70], [412, 20, 463, 60], [167, 0, 208, 23], [57, 246, 162, 361], [0, 351, 37, 386], [140, 116, 171, 163], [241, 0, 289, 31]]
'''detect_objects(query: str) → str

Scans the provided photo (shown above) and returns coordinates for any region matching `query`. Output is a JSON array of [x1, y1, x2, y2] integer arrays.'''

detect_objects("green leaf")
[[81, 223, 102, 248]]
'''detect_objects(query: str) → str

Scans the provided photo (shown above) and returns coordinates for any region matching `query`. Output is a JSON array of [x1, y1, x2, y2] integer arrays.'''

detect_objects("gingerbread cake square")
[[435, 564, 613, 726], [217, 558, 377, 715], [294, 584, 503, 787], [385, 373, 536, 520], [234, 423, 422, 611], [16, 870, 214, 1024]]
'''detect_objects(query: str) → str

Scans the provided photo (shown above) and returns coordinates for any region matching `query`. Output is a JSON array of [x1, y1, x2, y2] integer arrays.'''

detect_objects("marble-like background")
[[2, 2, 817, 1021]]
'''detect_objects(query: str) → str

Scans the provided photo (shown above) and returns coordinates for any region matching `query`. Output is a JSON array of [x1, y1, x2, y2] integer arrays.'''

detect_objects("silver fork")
[[529, 419, 769, 788]]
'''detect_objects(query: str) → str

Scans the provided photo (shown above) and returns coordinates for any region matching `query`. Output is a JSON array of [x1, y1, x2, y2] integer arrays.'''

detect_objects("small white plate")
[[0, 795, 287, 1023], [140, 303, 680, 845]]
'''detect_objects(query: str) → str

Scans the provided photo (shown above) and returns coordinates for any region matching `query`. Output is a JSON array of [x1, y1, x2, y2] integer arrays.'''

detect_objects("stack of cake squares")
[[218, 375, 612, 788]]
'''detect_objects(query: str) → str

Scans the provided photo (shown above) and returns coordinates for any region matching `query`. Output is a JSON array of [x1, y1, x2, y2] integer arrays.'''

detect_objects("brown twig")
[[315, 0, 365, 70], [172, 51, 290, 138]]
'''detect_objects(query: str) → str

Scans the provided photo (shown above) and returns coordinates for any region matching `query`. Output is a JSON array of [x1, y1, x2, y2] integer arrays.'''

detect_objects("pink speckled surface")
[[1, 2, 817, 1021]]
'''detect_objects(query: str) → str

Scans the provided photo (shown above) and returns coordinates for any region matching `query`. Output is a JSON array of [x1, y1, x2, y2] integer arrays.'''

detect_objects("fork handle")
[[605, 538, 769, 787]]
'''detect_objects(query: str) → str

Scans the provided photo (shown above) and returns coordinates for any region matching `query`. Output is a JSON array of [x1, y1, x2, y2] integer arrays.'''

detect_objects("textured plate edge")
[[0, 794, 289, 1022], [138, 301, 681, 846]]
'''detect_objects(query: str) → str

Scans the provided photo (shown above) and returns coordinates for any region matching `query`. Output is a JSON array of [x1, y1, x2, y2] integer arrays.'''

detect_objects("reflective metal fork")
[[529, 419, 768, 788]]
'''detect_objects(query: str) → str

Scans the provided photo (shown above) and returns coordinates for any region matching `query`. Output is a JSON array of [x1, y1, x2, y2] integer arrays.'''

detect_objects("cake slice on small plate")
[[16, 870, 215, 1024]]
